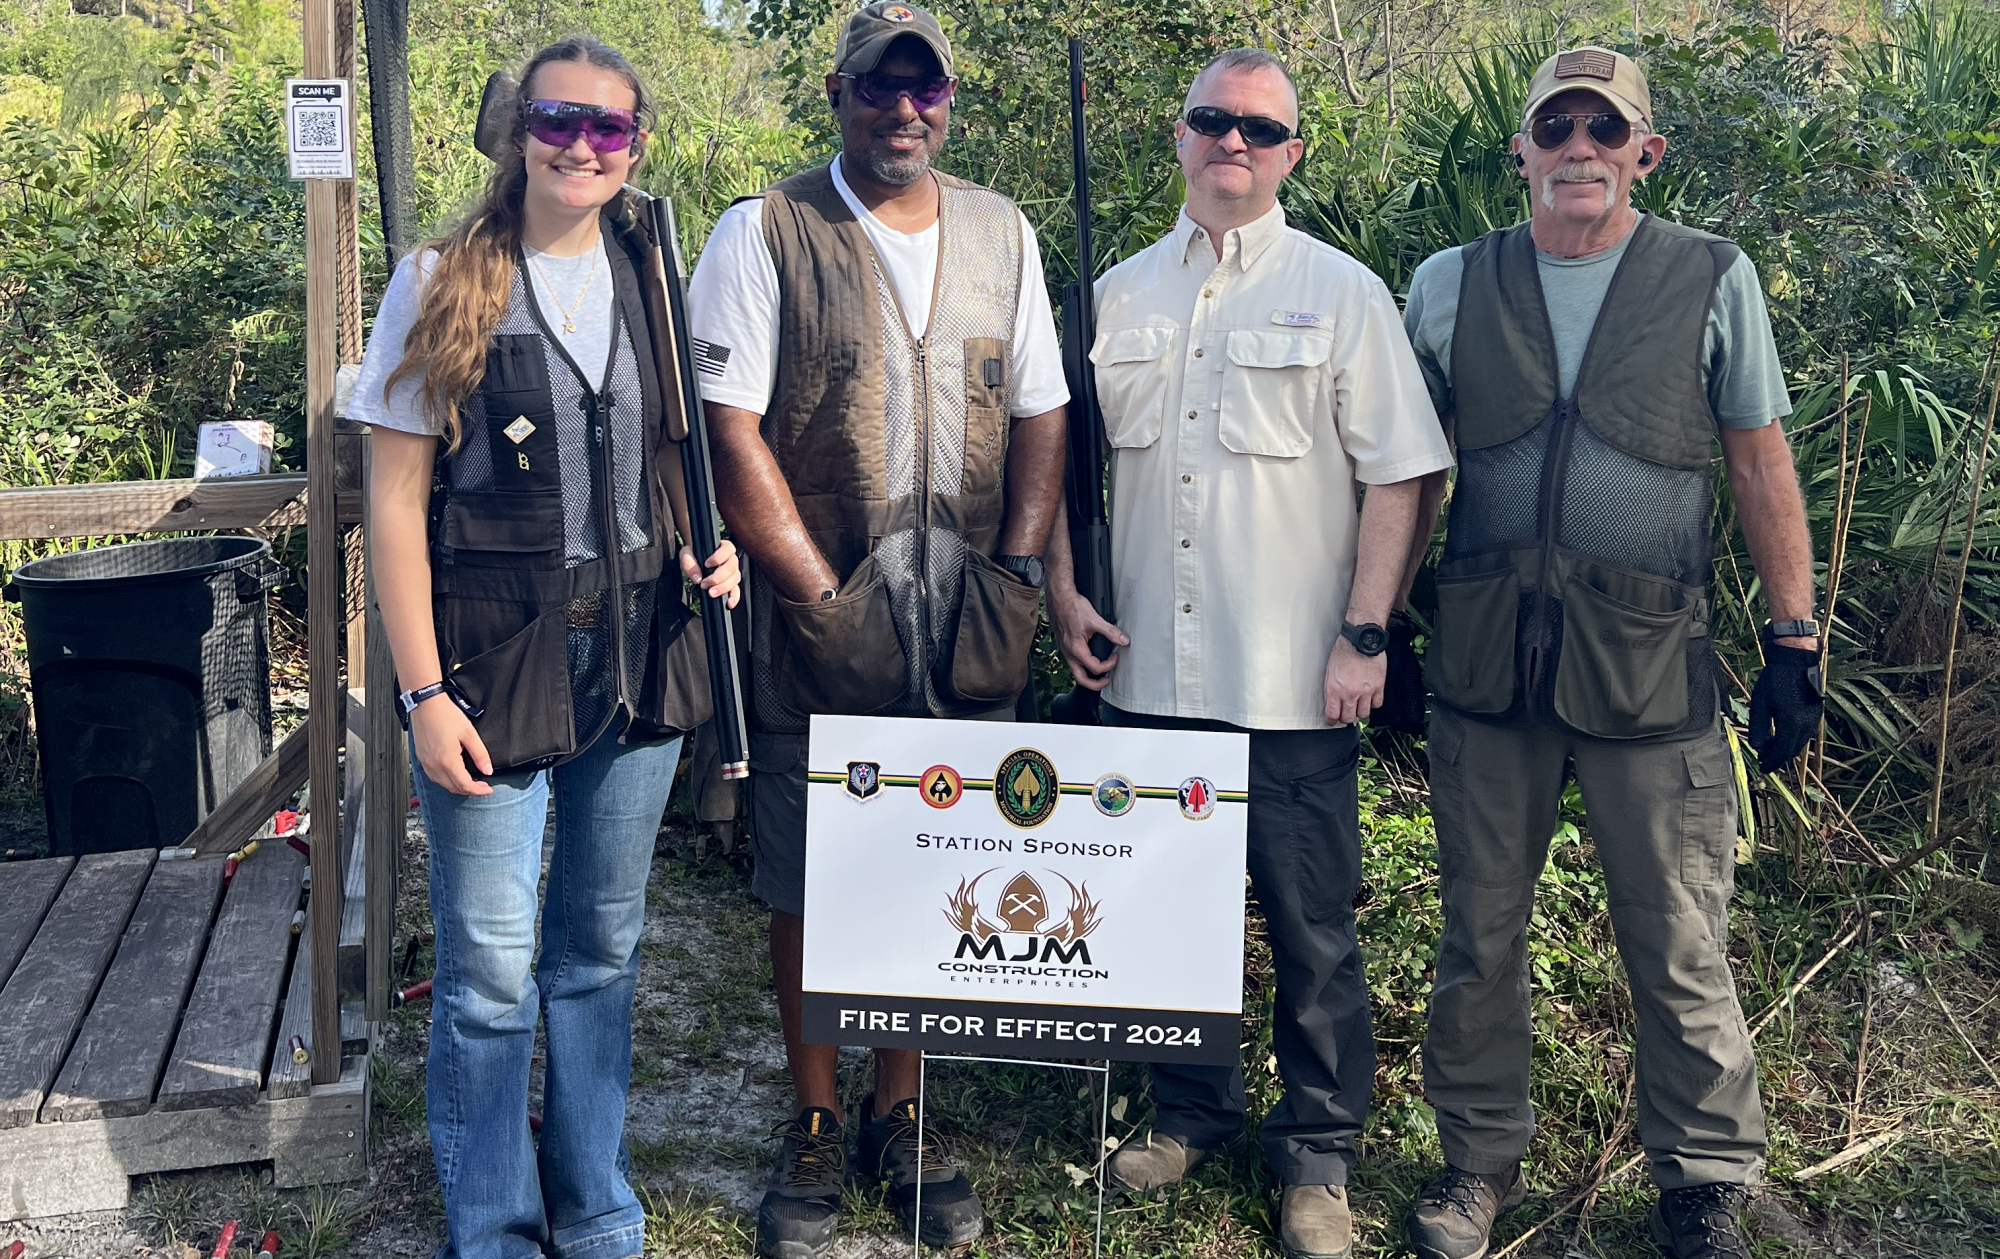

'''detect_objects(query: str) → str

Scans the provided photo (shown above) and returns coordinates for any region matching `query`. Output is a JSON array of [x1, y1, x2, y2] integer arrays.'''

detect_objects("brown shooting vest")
[[1426, 214, 1740, 741], [743, 164, 1039, 732]]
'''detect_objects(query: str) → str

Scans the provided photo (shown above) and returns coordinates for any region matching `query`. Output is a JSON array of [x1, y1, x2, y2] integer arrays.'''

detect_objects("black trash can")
[[7, 537, 282, 855]]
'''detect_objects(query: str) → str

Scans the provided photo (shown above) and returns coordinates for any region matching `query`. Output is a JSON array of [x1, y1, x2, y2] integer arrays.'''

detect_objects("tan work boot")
[[1106, 1131, 1209, 1194], [1280, 1184, 1355, 1259]]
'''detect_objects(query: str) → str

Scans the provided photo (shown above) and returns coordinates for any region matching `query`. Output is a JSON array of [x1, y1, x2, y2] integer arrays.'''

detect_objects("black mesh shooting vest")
[[427, 208, 696, 771], [1425, 215, 1739, 742]]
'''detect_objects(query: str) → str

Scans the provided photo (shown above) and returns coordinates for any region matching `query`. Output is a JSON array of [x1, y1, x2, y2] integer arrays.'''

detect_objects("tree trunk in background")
[[361, 0, 415, 266]]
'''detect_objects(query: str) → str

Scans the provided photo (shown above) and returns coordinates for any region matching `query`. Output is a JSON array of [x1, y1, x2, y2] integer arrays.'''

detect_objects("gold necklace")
[[526, 238, 600, 335]]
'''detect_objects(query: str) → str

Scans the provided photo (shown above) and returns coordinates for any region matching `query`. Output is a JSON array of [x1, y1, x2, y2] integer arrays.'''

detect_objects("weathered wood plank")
[[184, 722, 310, 856], [157, 846, 303, 1111], [0, 1055, 366, 1219], [267, 925, 315, 1101], [0, 856, 75, 990], [44, 857, 228, 1122], [0, 850, 154, 1129], [0, 476, 306, 541]]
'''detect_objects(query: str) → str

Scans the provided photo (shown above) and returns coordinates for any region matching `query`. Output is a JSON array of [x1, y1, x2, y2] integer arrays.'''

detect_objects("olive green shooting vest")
[[744, 164, 1039, 732], [1426, 215, 1740, 741]]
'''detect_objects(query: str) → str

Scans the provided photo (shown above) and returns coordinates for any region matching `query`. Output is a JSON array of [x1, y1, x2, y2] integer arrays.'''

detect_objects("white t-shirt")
[[687, 160, 1069, 419], [350, 239, 617, 436]]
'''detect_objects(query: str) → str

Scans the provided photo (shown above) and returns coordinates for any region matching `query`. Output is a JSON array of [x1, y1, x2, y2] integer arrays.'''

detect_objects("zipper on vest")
[[915, 335, 933, 682], [1526, 397, 1580, 710], [584, 388, 635, 726]]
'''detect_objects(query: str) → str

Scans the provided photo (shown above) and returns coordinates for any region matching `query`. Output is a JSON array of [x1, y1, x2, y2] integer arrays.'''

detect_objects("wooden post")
[[303, 0, 345, 1088]]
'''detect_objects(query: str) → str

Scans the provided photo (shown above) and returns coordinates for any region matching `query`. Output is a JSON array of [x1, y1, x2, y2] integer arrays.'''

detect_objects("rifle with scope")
[[1049, 36, 1116, 726]]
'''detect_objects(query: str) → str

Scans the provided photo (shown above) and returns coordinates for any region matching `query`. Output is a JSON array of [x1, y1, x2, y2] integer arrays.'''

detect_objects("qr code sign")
[[293, 105, 342, 152]]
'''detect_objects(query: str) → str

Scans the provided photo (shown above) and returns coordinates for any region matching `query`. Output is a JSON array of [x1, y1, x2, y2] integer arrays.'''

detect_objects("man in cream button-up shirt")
[[1047, 48, 1451, 1259]]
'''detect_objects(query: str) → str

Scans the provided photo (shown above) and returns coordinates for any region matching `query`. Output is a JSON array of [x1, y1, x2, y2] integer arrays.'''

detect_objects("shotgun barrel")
[[1051, 36, 1114, 725], [638, 191, 751, 778]]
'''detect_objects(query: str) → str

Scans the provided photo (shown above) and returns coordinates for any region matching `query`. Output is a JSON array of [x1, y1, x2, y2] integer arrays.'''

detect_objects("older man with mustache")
[[1397, 48, 1816, 1259], [689, 5, 1069, 1256]]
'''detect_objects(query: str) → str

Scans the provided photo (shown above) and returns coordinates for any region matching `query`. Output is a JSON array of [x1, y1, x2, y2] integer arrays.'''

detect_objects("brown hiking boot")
[[1279, 1184, 1354, 1258], [1106, 1130, 1210, 1194], [1405, 1162, 1528, 1259]]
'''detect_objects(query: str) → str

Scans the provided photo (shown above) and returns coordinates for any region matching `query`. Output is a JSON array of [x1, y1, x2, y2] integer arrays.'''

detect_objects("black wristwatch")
[[995, 554, 1046, 589], [1765, 618, 1820, 642], [1341, 620, 1389, 656]]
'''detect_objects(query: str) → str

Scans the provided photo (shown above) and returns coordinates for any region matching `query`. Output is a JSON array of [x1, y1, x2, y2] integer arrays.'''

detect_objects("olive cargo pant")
[[1422, 706, 1767, 1189]]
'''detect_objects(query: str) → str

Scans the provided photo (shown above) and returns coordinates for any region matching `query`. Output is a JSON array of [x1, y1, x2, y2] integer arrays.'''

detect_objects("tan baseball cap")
[[1520, 46, 1651, 131], [835, 3, 954, 76]]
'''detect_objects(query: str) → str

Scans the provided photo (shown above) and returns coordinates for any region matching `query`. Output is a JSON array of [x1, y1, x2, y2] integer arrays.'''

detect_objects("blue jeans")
[[416, 722, 684, 1259]]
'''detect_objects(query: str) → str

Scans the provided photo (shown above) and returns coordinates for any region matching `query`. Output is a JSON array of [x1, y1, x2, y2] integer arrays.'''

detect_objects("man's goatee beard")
[[859, 146, 934, 187]]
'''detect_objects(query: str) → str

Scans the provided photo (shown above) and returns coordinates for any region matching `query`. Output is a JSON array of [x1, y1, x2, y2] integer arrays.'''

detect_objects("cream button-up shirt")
[[1091, 203, 1453, 730]]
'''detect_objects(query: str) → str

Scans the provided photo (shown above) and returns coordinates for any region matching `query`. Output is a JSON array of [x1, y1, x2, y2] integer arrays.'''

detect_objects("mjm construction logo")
[[944, 868, 1102, 967]]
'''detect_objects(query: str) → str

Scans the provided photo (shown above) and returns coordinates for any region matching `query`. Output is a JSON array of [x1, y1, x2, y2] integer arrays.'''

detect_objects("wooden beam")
[[182, 722, 309, 855], [304, 0, 344, 1089], [0, 476, 306, 541], [364, 578, 403, 1019]]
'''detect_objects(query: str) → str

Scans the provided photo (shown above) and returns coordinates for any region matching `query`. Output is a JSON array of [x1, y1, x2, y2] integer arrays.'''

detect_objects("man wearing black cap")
[[690, 4, 1069, 1256], [1398, 46, 1818, 1259]]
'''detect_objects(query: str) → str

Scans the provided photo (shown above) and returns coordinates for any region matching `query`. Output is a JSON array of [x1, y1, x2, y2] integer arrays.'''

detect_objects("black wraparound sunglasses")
[[1183, 105, 1295, 148]]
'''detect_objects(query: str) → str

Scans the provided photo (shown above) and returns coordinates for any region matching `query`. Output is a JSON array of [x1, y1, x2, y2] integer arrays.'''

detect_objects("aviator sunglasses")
[[1182, 105, 1295, 148], [838, 70, 958, 111], [1528, 111, 1633, 151], [521, 99, 640, 153]]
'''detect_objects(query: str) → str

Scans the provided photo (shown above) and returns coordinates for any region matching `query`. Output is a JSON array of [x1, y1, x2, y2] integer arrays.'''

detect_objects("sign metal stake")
[[913, 1053, 1113, 1258]]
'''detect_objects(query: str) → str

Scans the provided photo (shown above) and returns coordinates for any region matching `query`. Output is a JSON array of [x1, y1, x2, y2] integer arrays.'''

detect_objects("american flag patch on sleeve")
[[691, 339, 732, 378]]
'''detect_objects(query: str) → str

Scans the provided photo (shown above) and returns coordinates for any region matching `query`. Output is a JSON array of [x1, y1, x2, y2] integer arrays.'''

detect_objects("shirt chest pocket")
[[1219, 328, 1330, 458], [1090, 325, 1175, 450]]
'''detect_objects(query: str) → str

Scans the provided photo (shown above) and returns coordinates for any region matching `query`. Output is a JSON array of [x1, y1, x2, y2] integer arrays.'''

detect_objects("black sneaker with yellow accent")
[[856, 1094, 985, 1247], [756, 1107, 845, 1259]]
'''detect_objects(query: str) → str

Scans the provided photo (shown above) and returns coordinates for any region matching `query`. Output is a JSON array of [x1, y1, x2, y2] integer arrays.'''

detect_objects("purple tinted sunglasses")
[[838, 70, 956, 111], [521, 99, 639, 153]]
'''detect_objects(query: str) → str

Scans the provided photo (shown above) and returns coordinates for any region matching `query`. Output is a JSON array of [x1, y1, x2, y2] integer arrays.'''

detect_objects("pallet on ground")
[[0, 843, 369, 1219]]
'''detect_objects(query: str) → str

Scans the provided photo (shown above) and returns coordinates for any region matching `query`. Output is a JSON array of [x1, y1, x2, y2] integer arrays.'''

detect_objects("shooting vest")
[[428, 204, 708, 772], [1425, 215, 1738, 741], [744, 164, 1038, 733]]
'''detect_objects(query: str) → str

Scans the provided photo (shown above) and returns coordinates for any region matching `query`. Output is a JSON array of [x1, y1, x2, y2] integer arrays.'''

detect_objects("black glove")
[[1747, 642, 1823, 772], [1372, 611, 1428, 736]]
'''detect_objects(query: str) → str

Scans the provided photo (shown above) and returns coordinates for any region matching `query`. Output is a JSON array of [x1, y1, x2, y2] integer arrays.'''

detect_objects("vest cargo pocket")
[[937, 549, 1042, 707], [777, 553, 908, 714], [446, 608, 574, 773], [442, 490, 565, 556], [1426, 566, 1519, 714], [1554, 574, 1692, 739]]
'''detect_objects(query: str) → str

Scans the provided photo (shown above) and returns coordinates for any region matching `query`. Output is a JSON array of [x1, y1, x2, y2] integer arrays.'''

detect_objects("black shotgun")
[[1051, 36, 1114, 726], [638, 191, 750, 778]]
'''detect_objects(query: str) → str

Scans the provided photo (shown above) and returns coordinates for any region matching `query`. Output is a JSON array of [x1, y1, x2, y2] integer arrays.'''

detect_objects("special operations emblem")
[[1178, 776, 1216, 821], [843, 761, 882, 801], [919, 765, 963, 809], [993, 747, 1059, 829], [1092, 773, 1135, 817]]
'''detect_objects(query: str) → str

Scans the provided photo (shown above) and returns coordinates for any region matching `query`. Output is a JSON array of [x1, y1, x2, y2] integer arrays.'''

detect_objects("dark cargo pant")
[[1104, 705, 1373, 1187], [1423, 705, 1767, 1189]]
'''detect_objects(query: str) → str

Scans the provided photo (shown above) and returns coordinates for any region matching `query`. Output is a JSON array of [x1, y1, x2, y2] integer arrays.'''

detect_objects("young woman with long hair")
[[351, 36, 736, 1259]]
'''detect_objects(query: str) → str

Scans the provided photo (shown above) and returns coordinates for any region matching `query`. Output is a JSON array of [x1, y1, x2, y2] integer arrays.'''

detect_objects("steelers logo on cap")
[[882, 4, 916, 19]]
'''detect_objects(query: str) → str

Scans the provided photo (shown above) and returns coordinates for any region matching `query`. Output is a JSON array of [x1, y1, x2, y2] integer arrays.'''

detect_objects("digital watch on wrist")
[[1341, 620, 1389, 656]]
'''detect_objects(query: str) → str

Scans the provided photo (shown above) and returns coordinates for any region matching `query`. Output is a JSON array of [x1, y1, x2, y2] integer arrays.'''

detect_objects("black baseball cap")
[[834, 3, 953, 76]]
